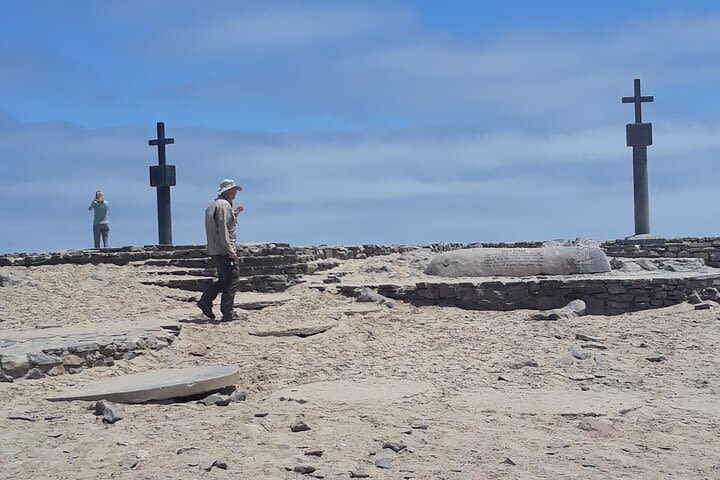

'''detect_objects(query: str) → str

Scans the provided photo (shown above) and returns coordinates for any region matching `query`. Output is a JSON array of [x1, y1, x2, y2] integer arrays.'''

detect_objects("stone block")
[[1, 354, 30, 378]]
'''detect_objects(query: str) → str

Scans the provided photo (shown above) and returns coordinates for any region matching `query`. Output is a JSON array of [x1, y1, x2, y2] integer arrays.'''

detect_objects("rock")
[[199, 459, 220, 471], [594, 354, 609, 367], [695, 303, 711, 310], [557, 356, 574, 366], [291, 417, 311, 432], [374, 458, 393, 469], [94, 400, 124, 423], [293, 465, 316, 474], [28, 352, 62, 371], [501, 458, 516, 465], [578, 418, 615, 436], [410, 422, 428, 430], [355, 253, 367, 260], [547, 438, 570, 449], [581, 342, 607, 350], [357, 287, 384, 303], [617, 375, 642, 384], [254, 412, 269, 417], [701, 287, 720, 302], [1, 354, 30, 378], [570, 347, 592, 360], [0, 372, 13, 383], [214, 459, 228, 470], [199, 393, 231, 406], [47, 365, 67, 376], [185, 344, 207, 357], [636, 259, 658, 271], [569, 373, 595, 381], [119, 458, 138, 469], [61, 355, 84, 368], [575, 333, 604, 342], [646, 355, 666, 363], [25, 368, 45, 379], [0, 270, 28, 287], [531, 300, 587, 321], [687, 291, 703, 305], [305, 447, 324, 457], [230, 389, 247, 402], [349, 471, 370, 478], [384, 299, 398, 308], [382, 441, 407, 453], [509, 358, 538, 369], [176, 446, 199, 454]]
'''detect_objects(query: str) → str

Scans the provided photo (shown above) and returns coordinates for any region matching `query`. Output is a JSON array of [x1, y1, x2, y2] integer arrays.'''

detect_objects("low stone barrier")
[[0, 324, 181, 381], [603, 237, 720, 268], [339, 271, 720, 315]]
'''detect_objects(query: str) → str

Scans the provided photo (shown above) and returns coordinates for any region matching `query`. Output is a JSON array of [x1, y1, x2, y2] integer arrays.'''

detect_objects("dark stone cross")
[[148, 122, 176, 245], [621, 78, 654, 237]]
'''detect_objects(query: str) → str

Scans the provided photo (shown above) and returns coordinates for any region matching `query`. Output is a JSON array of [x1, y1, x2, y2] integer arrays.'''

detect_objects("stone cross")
[[621, 79, 654, 236], [148, 122, 176, 245]]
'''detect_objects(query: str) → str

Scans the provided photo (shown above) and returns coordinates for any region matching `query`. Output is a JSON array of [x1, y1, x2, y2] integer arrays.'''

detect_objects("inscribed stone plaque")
[[424, 246, 611, 277]]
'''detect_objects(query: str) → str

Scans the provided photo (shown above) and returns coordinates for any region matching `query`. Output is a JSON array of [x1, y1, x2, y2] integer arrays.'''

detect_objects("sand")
[[1, 253, 719, 479]]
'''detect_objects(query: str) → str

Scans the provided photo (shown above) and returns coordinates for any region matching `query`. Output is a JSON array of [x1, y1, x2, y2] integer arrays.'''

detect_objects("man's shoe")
[[221, 312, 247, 322], [197, 301, 216, 320]]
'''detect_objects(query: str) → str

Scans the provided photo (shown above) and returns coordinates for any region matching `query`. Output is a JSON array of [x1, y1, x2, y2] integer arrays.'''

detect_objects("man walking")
[[197, 179, 244, 321]]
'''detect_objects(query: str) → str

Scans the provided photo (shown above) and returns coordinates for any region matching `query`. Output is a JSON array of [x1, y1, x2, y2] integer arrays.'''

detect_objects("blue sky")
[[1, 1, 719, 253]]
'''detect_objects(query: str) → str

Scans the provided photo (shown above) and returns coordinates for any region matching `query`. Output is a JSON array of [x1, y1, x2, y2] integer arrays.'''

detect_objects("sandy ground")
[[0, 254, 719, 479]]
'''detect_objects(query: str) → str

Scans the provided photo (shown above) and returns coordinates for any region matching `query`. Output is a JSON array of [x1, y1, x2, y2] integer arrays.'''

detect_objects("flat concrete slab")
[[47, 365, 239, 403]]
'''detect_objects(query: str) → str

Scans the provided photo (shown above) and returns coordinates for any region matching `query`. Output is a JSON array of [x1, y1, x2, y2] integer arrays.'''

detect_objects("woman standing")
[[88, 191, 110, 248]]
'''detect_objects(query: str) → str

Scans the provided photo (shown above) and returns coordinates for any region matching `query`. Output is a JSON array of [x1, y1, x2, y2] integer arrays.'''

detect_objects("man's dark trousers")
[[199, 255, 241, 317]]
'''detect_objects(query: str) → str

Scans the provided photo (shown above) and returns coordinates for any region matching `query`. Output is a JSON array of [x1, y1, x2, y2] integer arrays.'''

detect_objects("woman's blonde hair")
[[95, 191, 105, 202]]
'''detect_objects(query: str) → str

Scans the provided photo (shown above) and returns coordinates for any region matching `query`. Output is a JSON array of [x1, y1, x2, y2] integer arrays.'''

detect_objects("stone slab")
[[425, 246, 611, 277], [47, 365, 240, 403]]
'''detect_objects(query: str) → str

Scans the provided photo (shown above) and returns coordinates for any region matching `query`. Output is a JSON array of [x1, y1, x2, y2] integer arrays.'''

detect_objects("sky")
[[1, 0, 719, 253]]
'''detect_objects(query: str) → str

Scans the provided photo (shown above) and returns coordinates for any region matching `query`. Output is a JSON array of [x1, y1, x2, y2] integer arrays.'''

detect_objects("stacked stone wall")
[[347, 273, 720, 315]]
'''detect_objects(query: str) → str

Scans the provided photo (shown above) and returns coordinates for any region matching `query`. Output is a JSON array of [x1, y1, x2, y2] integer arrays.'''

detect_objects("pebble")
[[575, 333, 604, 342], [694, 303, 710, 310], [578, 418, 615, 436], [293, 465, 316, 474], [501, 458, 516, 465], [547, 438, 570, 449], [581, 342, 607, 350], [646, 355, 666, 363], [571, 347, 592, 360], [557, 356, 574, 366], [94, 400, 124, 424], [382, 441, 407, 453], [349, 471, 370, 478], [119, 458, 138, 469], [509, 358, 539, 369], [291, 417, 311, 432], [199, 393, 231, 406], [305, 447, 324, 457], [230, 389, 247, 402], [375, 458, 393, 469]]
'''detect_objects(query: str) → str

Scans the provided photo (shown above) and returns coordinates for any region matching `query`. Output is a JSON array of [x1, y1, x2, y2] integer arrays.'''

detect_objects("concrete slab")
[[47, 365, 239, 403]]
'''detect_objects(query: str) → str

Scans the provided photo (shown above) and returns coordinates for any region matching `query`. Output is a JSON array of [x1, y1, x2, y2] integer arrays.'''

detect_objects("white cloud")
[[181, 6, 413, 54]]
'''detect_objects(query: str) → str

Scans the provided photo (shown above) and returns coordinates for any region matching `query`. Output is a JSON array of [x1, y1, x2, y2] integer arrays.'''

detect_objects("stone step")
[[141, 262, 318, 276], [141, 274, 300, 293]]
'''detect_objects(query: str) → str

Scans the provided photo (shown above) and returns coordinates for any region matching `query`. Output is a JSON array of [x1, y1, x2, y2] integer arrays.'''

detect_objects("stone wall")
[[602, 237, 720, 268], [345, 273, 720, 315], [0, 243, 415, 268]]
